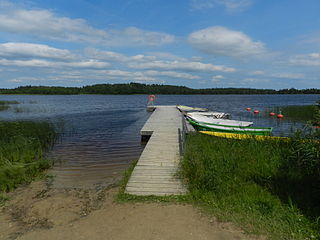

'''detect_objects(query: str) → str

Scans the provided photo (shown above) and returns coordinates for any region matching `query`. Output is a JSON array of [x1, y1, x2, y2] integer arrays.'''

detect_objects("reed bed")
[[0, 121, 57, 192], [266, 105, 316, 122], [182, 133, 320, 239], [0, 100, 20, 112]]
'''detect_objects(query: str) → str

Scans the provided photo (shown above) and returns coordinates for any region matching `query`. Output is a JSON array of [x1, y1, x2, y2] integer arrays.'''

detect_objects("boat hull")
[[199, 131, 287, 141], [187, 118, 272, 136]]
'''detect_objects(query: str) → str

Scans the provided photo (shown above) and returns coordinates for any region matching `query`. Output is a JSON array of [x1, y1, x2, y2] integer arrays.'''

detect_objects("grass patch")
[[0, 105, 9, 111], [182, 133, 319, 240], [0, 121, 57, 192], [0, 100, 19, 105]]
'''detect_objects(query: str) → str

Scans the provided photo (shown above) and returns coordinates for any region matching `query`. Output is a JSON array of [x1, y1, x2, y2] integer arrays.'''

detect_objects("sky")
[[0, 0, 320, 89]]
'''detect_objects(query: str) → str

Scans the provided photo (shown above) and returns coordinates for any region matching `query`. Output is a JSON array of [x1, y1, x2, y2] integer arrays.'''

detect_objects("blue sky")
[[0, 0, 320, 89]]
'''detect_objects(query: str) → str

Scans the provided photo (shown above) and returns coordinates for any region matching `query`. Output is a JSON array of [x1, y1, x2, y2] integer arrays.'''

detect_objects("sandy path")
[[0, 180, 261, 240]]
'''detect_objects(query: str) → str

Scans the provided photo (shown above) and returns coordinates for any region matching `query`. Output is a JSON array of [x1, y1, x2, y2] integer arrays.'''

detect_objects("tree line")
[[0, 83, 320, 95]]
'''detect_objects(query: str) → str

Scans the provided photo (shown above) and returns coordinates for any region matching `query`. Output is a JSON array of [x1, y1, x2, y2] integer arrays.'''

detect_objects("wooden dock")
[[125, 105, 187, 196]]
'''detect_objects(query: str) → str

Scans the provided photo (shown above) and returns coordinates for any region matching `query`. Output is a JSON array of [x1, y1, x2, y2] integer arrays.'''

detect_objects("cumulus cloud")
[[190, 0, 253, 13], [212, 75, 224, 83], [0, 42, 74, 60], [188, 26, 265, 57], [289, 53, 320, 66], [128, 60, 236, 72], [0, 8, 175, 47], [85, 48, 156, 62], [249, 70, 265, 75], [0, 58, 110, 68], [99, 69, 199, 80]]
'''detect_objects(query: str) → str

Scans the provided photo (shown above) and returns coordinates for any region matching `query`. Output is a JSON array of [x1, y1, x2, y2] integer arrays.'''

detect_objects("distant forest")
[[1, 83, 320, 95]]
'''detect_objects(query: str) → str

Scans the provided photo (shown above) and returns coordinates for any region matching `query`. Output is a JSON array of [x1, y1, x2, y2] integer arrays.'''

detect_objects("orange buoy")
[[269, 112, 275, 116], [246, 107, 251, 111], [254, 110, 260, 114], [277, 114, 284, 118]]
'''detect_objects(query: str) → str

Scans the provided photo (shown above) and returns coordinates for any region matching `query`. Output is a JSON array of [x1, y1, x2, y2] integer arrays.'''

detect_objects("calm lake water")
[[0, 94, 319, 189]]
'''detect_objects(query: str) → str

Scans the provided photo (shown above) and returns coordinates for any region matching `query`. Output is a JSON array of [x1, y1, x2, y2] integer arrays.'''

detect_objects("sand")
[[0, 180, 262, 240]]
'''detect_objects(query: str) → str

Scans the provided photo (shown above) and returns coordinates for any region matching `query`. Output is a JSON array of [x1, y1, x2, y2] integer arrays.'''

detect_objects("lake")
[[0, 94, 319, 189]]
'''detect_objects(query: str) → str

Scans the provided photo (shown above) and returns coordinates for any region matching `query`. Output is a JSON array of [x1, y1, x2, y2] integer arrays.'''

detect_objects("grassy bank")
[[182, 133, 320, 239], [0, 121, 57, 193]]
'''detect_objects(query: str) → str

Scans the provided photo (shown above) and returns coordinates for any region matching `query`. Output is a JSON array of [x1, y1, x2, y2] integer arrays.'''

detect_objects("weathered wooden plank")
[[125, 105, 187, 196]]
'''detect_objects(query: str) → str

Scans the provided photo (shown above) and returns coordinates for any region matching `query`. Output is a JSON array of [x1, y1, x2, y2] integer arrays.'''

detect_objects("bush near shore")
[[0, 121, 57, 192], [182, 132, 320, 239]]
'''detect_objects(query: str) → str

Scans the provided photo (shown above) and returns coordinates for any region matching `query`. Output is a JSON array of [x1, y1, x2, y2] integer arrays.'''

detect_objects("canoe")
[[176, 105, 208, 112], [187, 111, 231, 119], [187, 115, 253, 127], [199, 131, 288, 141], [187, 117, 272, 136]]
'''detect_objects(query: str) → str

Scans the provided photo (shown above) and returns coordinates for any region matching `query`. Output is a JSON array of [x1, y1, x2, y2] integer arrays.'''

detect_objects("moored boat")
[[199, 131, 287, 141], [187, 111, 231, 119], [187, 117, 272, 136], [176, 105, 208, 112], [187, 114, 252, 127]]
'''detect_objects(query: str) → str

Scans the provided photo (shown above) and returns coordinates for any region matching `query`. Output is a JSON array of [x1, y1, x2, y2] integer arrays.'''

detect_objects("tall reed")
[[182, 133, 319, 239], [0, 121, 57, 192]]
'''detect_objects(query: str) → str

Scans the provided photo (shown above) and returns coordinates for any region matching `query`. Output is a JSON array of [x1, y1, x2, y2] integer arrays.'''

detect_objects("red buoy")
[[254, 110, 260, 114], [269, 112, 275, 116], [148, 94, 156, 101], [277, 114, 284, 118], [246, 107, 251, 111]]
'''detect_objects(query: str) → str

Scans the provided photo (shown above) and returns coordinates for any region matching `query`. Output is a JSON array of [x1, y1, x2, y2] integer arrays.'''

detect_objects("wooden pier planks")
[[125, 106, 187, 196]]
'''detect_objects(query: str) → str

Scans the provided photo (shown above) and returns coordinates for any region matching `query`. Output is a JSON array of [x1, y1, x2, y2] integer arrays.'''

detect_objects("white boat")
[[176, 105, 208, 112], [187, 114, 253, 127], [187, 111, 231, 119]]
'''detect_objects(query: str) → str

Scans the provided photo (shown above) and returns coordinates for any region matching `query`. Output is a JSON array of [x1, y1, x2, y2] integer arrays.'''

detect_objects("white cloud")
[[217, 0, 253, 14], [271, 73, 304, 79], [188, 26, 265, 57], [128, 60, 236, 72], [242, 78, 257, 83], [212, 75, 224, 83], [84, 48, 158, 62], [144, 70, 200, 79], [190, 0, 253, 13], [0, 58, 110, 68], [0, 42, 74, 60], [249, 70, 265, 75], [99, 69, 199, 80], [289, 53, 320, 66], [0, 8, 175, 47]]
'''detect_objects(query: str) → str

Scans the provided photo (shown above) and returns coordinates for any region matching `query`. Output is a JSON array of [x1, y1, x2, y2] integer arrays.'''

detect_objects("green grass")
[[0, 121, 57, 192], [0, 100, 19, 105], [182, 133, 319, 240]]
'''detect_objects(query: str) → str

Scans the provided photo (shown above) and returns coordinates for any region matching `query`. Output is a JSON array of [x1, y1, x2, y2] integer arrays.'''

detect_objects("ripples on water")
[[0, 94, 319, 189]]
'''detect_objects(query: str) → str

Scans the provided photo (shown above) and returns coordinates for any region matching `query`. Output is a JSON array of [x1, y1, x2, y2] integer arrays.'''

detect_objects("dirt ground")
[[0, 180, 263, 240]]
